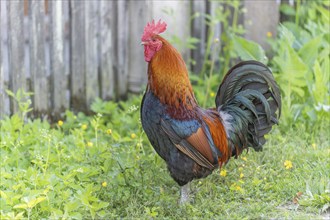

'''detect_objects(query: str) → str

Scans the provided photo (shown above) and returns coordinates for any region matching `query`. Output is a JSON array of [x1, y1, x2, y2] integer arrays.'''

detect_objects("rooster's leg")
[[179, 183, 190, 204]]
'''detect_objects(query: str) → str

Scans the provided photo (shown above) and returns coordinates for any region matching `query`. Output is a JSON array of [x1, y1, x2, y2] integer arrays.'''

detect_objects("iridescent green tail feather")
[[216, 61, 281, 155]]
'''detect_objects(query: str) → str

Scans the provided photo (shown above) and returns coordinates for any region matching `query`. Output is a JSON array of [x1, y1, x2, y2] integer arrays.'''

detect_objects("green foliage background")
[[1, 1, 329, 219]]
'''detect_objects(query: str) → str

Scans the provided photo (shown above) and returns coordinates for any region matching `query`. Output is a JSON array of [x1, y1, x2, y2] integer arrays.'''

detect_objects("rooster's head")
[[141, 19, 167, 62]]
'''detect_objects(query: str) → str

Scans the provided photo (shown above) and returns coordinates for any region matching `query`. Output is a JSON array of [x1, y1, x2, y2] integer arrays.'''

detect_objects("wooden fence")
[[0, 0, 281, 119]]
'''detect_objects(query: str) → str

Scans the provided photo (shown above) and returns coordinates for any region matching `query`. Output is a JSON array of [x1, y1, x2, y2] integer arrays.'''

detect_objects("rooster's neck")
[[147, 38, 197, 110]]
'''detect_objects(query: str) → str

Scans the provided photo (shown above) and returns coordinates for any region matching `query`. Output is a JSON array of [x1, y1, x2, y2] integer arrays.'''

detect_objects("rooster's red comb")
[[141, 19, 167, 41]]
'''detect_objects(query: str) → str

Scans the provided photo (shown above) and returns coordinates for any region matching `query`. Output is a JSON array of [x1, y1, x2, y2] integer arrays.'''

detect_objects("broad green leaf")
[[273, 32, 308, 99], [298, 35, 322, 67], [65, 200, 81, 212], [80, 194, 90, 207], [13, 204, 28, 210], [90, 209, 96, 219], [27, 196, 46, 208], [291, 87, 305, 97], [279, 25, 296, 46], [317, 6, 330, 24], [282, 21, 311, 43], [111, 131, 121, 141], [280, 4, 296, 16], [323, 0, 330, 6], [5, 89, 16, 99], [0, 190, 8, 200], [92, 201, 109, 210], [14, 212, 25, 220], [232, 35, 267, 63], [313, 61, 329, 104], [70, 212, 83, 219], [186, 37, 200, 49], [97, 210, 107, 218], [321, 52, 329, 82], [0, 211, 25, 220]]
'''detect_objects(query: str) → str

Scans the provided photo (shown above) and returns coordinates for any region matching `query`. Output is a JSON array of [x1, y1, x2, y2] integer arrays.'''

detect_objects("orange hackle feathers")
[[148, 36, 196, 111]]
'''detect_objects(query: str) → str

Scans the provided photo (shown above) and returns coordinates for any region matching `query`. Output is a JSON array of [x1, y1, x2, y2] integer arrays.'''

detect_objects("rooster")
[[140, 20, 281, 203]]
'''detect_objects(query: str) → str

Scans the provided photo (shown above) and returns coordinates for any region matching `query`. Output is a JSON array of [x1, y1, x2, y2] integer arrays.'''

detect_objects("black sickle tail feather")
[[215, 60, 281, 156]]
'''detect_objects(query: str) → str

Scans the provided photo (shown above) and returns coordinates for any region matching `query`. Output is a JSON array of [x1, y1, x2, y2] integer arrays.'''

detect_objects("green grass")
[[1, 95, 329, 219]]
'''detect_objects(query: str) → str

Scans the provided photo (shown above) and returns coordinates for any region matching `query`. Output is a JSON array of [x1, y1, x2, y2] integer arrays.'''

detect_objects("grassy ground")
[[0, 95, 329, 219]]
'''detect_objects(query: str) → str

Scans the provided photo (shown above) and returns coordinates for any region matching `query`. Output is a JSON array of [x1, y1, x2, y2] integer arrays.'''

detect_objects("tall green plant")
[[202, 1, 245, 77], [271, 1, 330, 126], [5, 89, 33, 120], [189, 1, 247, 107]]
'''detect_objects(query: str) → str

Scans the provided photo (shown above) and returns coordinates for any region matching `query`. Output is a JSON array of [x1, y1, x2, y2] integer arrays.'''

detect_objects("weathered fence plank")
[[128, 0, 148, 93], [0, 1, 11, 117], [209, 1, 222, 71], [9, 1, 26, 113], [150, 0, 191, 62], [63, 1, 70, 109], [24, 0, 31, 95], [71, 1, 86, 111], [191, 0, 207, 74], [30, 1, 49, 115], [115, 1, 129, 98], [99, 1, 114, 100], [44, 1, 51, 88], [244, 0, 280, 51], [50, 0, 69, 115], [85, 0, 100, 107]]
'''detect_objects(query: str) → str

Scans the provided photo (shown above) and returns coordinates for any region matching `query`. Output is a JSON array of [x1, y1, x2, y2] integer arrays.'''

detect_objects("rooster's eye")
[[151, 38, 156, 42]]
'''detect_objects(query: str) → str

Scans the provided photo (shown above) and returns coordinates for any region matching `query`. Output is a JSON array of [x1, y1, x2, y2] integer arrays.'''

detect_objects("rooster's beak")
[[141, 41, 147, 45]]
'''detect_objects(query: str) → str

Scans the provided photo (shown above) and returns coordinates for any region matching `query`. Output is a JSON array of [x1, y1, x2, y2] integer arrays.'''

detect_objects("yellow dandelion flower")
[[240, 173, 244, 178], [266, 31, 273, 38], [106, 129, 112, 135], [87, 141, 93, 147], [81, 124, 88, 130], [242, 157, 247, 161], [220, 169, 227, 177], [131, 133, 137, 139], [210, 92, 216, 97], [58, 120, 63, 127], [312, 143, 316, 149], [236, 185, 242, 191], [102, 182, 107, 187], [284, 160, 293, 169]]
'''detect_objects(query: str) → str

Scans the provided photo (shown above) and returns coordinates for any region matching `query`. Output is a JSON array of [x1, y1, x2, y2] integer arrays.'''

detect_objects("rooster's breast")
[[141, 91, 213, 186]]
